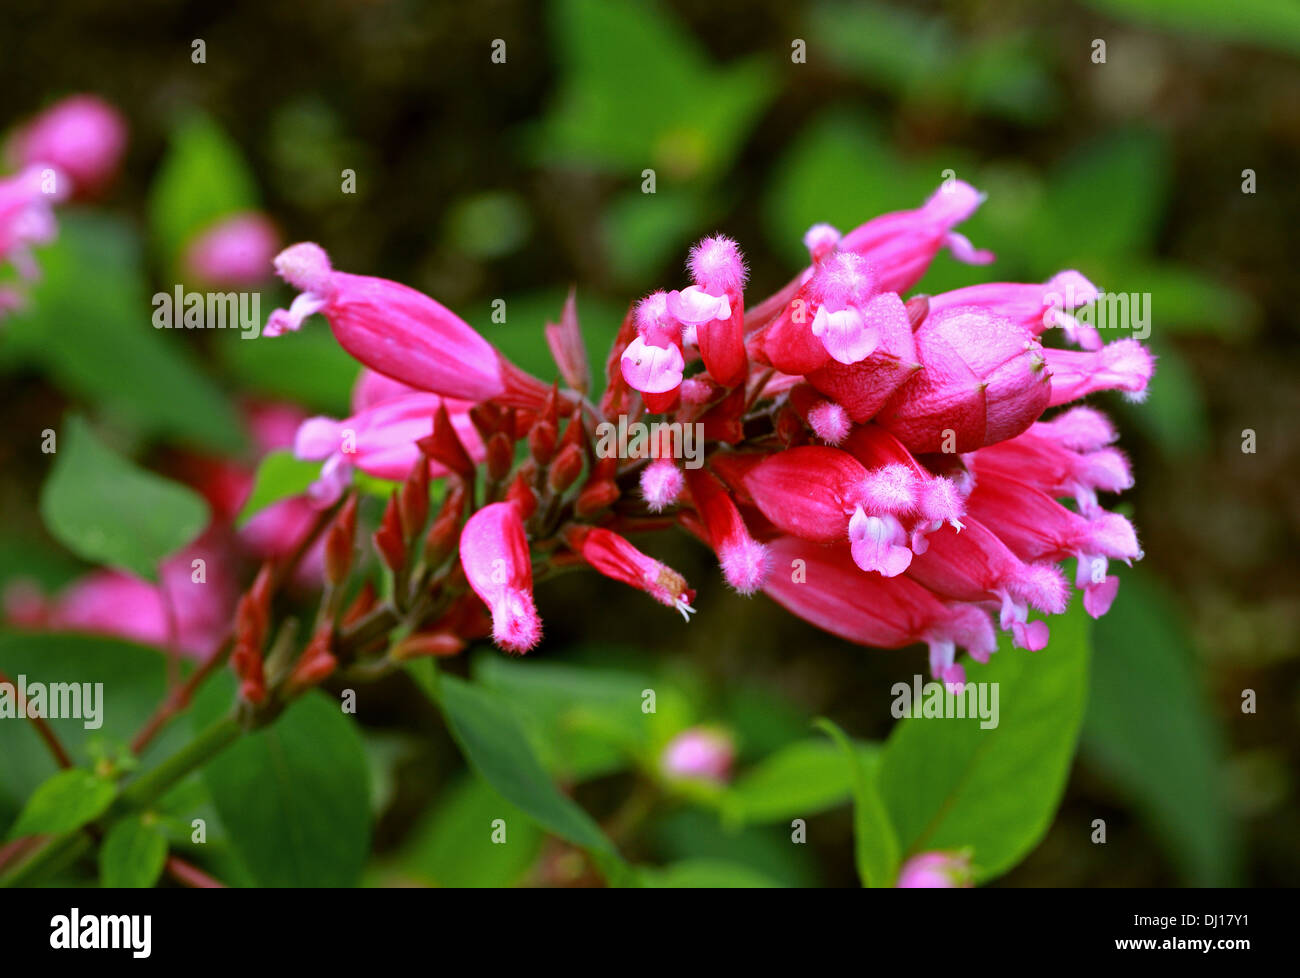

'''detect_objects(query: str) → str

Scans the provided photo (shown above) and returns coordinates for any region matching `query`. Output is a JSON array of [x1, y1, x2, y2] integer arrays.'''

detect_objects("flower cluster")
[[261, 177, 1149, 688]]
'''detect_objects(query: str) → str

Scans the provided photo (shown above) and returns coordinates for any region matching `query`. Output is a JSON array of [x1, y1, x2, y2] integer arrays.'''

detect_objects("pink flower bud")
[[183, 212, 280, 288], [459, 502, 542, 653], [877, 305, 1051, 454], [896, 850, 974, 888], [640, 458, 684, 512], [563, 526, 696, 620], [684, 468, 770, 595], [660, 727, 734, 782], [8, 95, 126, 198], [265, 243, 548, 407]]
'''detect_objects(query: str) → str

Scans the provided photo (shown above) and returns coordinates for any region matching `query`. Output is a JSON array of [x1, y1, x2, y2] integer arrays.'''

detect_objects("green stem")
[[118, 715, 243, 811]]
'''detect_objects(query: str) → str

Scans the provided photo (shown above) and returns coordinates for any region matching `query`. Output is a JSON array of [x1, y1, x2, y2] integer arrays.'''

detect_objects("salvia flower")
[[459, 501, 541, 653], [7, 95, 127, 198]]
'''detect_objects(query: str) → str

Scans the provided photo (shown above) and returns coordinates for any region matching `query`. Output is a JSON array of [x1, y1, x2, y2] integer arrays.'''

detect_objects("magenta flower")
[[660, 727, 735, 782], [896, 850, 975, 888], [459, 501, 542, 653], [7, 95, 127, 198]]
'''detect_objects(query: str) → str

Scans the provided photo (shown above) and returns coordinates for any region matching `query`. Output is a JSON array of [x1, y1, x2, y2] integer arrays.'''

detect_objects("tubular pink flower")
[[563, 525, 696, 620], [763, 536, 996, 684], [183, 212, 280, 288], [927, 270, 1104, 350], [743, 446, 868, 544], [621, 291, 685, 406], [684, 468, 770, 595], [293, 392, 483, 505], [1044, 338, 1155, 406], [8, 95, 127, 197], [460, 501, 542, 653], [877, 305, 1051, 453], [839, 180, 994, 294], [264, 242, 549, 407], [667, 235, 747, 387]]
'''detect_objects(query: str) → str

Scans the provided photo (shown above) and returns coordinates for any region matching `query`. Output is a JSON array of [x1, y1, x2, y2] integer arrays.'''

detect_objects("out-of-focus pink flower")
[[460, 501, 541, 653], [896, 850, 974, 888], [264, 242, 549, 408], [293, 392, 483, 507], [927, 271, 1104, 351], [563, 525, 695, 620], [0, 164, 67, 281], [840, 180, 994, 294], [183, 212, 280, 288], [660, 727, 735, 782], [7, 95, 127, 198], [8, 536, 237, 660]]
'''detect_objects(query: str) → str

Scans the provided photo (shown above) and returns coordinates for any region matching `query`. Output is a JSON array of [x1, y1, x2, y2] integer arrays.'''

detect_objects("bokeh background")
[[2, 0, 1297, 886]]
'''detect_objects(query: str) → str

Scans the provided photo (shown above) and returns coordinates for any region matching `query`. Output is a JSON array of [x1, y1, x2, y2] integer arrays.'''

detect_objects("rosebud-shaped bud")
[[547, 442, 586, 494], [390, 631, 466, 660], [896, 850, 975, 888], [529, 420, 557, 466], [660, 727, 734, 783], [459, 501, 542, 653], [265, 243, 549, 407], [324, 493, 359, 586], [574, 479, 619, 518], [285, 624, 337, 696], [486, 431, 514, 482], [372, 494, 407, 574], [398, 456, 431, 539], [876, 306, 1051, 454], [423, 480, 467, 568]]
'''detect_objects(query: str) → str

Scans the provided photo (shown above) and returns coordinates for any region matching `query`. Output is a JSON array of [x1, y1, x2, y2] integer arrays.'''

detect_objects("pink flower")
[[666, 235, 748, 387], [927, 271, 1104, 350], [621, 291, 686, 411], [293, 392, 483, 506], [683, 468, 771, 595], [660, 727, 735, 782], [840, 180, 994, 294], [183, 212, 280, 288], [8, 95, 127, 198], [896, 850, 974, 888], [264, 242, 549, 407], [0, 164, 67, 281], [459, 502, 542, 653], [563, 525, 695, 620]]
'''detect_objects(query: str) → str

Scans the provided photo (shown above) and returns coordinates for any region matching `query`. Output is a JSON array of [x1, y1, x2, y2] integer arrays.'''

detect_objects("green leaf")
[[0, 214, 246, 452], [878, 600, 1091, 882], [148, 112, 259, 266], [220, 324, 359, 416], [8, 769, 116, 838], [194, 685, 371, 887], [1083, 570, 1241, 885], [0, 633, 178, 834], [638, 859, 782, 888], [398, 776, 544, 887], [435, 675, 617, 857], [1084, 0, 1300, 57], [40, 416, 210, 581], [99, 816, 168, 888], [236, 451, 320, 526], [816, 719, 899, 888], [1123, 339, 1210, 458], [720, 737, 879, 826]]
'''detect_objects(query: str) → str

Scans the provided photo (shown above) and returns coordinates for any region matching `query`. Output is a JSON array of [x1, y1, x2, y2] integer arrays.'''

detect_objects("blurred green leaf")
[[1084, 0, 1300, 57], [221, 321, 359, 416], [444, 191, 532, 260], [816, 719, 898, 888], [194, 683, 372, 887], [879, 601, 1091, 883], [399, 775, 544, 887], [1, 214, 246, 451], [720, 737, 878, 827], [8, 769, 115, 839], [436, 674, 619, 861], [539, 0, 773, 181], [652, 808, 819, 886], [603, 188, 701, 284], [40, 415, 209, 581], [148, 112, 259, 267], [237, 450, 318, 526], [1133, 263, 1257, 339], [99, 815, 168, 888], [0, 633, 178, 835], [638, 858, 783, 887], [1083, 569, 1240, 885], [1124, 338, 1210, 457]]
